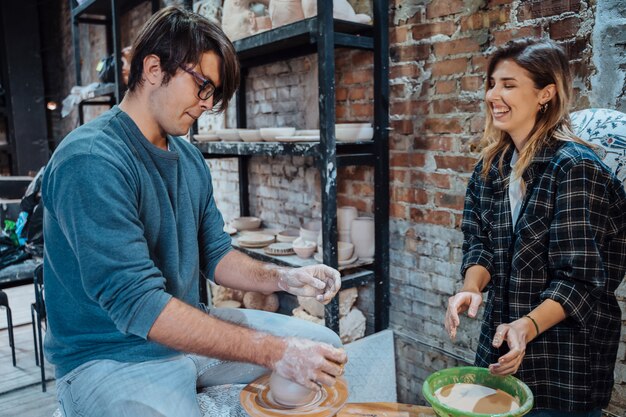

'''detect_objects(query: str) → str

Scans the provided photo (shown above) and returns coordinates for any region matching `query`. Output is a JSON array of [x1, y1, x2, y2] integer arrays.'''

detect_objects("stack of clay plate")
[[194, 132, 219, 142], [238, 234, 275, 248], [259, 127, 296, 141], [263, 242, 295, 256], [216, 128, 241, 142]]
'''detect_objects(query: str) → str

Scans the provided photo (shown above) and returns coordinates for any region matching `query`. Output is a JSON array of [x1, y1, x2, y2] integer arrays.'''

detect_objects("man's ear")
[[142, 54, 162, 86], [539, 83, 557, 105]]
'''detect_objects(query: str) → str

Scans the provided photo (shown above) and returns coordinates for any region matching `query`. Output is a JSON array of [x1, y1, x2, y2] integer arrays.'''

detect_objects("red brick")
[[424, 117, 463, 134], [432, 58, 468, 77], [410, 153, 426, 168], [434, 192, 465, 210], [391, 119, 414, 135], [352, 51, 373, 68], [434, 155, 477, 172], [432, 99, 481, 114], [461, 75, 484, 91], [413, 136, 456, 152], [336, 104, 347, 119], [391, 168, 409, 184], [336, 87, 348, 101], [549, 16, 580, 40], [391, 101, 413, 117], [390, 26, 409, 44], [493, 26, 542, 45], [433, 38, 482, 57], [343, 70, 372, 85], [349, 87, 367, 100], [352, 183, 374, 196], [390, 64, 421, 79], [460, 8, 509, 31], [391, 153, 410, 167], [488, 0, 513, 5], [351, 103, 373, 118], [339, 197, 368, 213], [410, 208, 452, 226], [390, 203, 407, 219], [471, 55, 489, 73], [392, 187, 427, 205], [435, 80, 456, 95], [411, 21, 456, 40], [517, 0, 581, 21], [426, 0, 465, 19], [410, 171, 451, 189], [391, 44, 430, 63]]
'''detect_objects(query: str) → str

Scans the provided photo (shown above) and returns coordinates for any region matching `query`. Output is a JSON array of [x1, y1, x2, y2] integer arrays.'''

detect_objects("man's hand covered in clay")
[[273, 337, 347, 390], [277, 265, 341, 304]]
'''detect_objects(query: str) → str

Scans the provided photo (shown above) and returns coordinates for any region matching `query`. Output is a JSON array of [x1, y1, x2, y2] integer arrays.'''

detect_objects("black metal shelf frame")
[[198, 0, 389, 334], [69, 0, 163, 104]]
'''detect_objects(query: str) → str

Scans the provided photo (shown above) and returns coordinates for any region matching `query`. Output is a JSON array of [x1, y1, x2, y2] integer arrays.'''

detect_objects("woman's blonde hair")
[[479, 38, 589, 179]]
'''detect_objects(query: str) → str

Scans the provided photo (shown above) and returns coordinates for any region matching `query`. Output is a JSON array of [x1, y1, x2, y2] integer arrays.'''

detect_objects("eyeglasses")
[[179, 65, 216, 101]]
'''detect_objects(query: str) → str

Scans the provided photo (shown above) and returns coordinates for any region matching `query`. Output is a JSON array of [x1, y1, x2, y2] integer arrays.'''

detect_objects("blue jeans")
[[55, 308, 341, 417], [526, 409, 602, 417]]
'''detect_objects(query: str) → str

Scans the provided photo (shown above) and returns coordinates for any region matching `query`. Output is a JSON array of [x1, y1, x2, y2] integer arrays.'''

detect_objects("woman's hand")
[[445, 291, 483, 340], [488, 317, 536, 376]]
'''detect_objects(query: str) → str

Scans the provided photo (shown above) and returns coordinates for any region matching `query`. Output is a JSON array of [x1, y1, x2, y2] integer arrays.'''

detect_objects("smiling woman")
[[444, 38, 626, 416]]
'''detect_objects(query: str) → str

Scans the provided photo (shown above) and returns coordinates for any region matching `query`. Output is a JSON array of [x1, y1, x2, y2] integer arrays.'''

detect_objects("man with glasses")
[[42, 7, 346, 417]]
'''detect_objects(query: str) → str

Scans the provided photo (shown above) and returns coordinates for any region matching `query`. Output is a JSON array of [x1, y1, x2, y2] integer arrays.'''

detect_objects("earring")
[[540, 103, 548, 114]]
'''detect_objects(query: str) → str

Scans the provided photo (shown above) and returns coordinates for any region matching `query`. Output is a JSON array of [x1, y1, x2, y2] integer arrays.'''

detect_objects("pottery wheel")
[[240, 374, 348, 417]]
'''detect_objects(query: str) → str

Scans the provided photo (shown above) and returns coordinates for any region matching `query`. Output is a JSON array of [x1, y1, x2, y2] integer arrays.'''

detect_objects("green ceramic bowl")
[[422, 366, 534, 417]]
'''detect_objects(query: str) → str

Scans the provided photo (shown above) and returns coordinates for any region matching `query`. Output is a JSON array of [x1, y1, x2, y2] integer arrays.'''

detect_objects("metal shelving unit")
[[196, 0, 389, 333], [69, 0, 161, 113]]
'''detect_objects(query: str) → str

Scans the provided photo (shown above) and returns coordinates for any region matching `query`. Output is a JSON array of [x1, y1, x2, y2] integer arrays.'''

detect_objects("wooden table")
[[338, 403, 436, 417]]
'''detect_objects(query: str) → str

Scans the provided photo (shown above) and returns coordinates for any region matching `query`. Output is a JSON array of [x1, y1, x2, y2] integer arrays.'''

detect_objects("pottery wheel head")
[[240, 374, 349, 417]]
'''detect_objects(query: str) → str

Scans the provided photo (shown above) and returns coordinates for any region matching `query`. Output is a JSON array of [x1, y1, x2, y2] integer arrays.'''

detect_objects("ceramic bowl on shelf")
[[299, 220, 321, 242], [292, 237, 316, 259], [317, 241, 354, 261], [216, 129, 241, 142], [259, 127, 296, 141], [231, 216, 262, 231], [238, 129, 262, 142], [276, 229, 300, 242]]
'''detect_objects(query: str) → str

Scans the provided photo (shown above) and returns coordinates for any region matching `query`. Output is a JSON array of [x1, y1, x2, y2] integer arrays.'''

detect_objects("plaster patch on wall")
[[393, 2, 425, 26], [590, 0, 626, 111]]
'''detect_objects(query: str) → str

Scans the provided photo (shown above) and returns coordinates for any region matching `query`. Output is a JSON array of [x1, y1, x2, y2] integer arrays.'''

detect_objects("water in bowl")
[[435, 383, 520, 414]]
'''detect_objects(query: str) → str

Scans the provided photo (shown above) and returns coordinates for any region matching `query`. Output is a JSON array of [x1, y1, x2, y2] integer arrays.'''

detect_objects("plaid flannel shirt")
[[461, 140, 626, 411]]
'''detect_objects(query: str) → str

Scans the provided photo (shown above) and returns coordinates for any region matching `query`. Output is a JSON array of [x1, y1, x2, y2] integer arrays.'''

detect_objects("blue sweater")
[[42, 106, 232, 378]]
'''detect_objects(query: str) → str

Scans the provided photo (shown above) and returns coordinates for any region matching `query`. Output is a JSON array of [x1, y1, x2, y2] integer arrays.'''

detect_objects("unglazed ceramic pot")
[[268, 372, 316, 407], [350, 216, 374, 260], [337, 206, 358, 243]]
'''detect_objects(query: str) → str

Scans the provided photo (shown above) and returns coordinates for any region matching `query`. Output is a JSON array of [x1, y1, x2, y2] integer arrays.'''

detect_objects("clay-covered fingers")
[[300, 265, 341, 303], [444, 295, 462, 339]]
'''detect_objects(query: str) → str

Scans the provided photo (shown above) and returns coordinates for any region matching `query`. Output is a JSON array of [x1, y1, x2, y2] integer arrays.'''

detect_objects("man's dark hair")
[[127, 6, 239, 113]]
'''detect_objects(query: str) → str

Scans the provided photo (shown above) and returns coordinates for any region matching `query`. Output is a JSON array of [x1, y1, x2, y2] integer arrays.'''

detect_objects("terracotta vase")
[[268, 0, 304, 28], [350, 216, 374, 260]]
